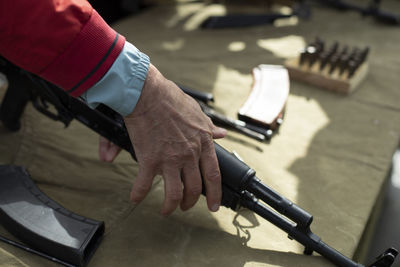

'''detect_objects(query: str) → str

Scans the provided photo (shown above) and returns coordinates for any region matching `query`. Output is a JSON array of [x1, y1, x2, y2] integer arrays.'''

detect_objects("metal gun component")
[[316, 0, 400, 25], [200, 2, 312, 29], [244, 123, 273, 140], [178, 85, 273, 141], [198, 102, 267, 142], [369, 248, 398, 267], [216, 153, 399, 267], [178, 85, 214, 104]]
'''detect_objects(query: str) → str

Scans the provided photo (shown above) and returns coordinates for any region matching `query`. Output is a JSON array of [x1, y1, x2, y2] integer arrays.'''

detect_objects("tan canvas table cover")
[[1, 1, 400, 266]]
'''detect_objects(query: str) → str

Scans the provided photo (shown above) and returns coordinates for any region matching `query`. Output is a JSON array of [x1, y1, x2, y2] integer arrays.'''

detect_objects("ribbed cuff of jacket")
[[81, 42, 150, 117]]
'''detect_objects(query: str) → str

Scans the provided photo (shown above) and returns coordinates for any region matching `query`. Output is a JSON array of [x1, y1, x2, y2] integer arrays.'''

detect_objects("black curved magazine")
[[0, 165, 104, 267]]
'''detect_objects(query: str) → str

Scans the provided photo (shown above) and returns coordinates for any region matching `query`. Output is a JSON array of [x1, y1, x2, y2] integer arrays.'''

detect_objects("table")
[[1, 1, 400, 266]]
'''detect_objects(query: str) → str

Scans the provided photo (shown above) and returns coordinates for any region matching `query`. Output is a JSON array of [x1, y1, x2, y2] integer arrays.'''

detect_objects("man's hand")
[[99, 137, 121, 163], [123, 64, 226, 216]]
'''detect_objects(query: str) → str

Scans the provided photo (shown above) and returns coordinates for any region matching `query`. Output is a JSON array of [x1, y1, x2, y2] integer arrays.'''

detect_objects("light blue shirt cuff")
[[81, 41, 150, 116]]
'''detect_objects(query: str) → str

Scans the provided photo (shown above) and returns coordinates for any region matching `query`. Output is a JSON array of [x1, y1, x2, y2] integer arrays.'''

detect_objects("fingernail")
[[211, 204, 220, 212], [161, 210, 170, 217], [220, 128, 227, 135], [130, 195, 138, 207], [215, 128, 227, 136]]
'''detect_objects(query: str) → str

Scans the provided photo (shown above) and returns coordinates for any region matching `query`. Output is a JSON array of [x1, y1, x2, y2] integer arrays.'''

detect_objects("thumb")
[[211, 126, 227, 139], [99, 136, 122, 162]]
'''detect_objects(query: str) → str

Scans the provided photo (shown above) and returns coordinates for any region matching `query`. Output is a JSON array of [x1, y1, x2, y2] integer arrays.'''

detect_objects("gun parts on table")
[[0, 57, 398, 267]]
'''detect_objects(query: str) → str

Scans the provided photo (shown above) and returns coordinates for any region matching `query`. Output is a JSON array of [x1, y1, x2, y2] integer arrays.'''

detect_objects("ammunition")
[[313, 36, 325, 52], [344, 48, 361, 77], [338, 47, 360, 75], [299, 49, 308, 66], [347, 62, 358, 78], [296, 38, 370, 80], [359, 47, 370, 64], [299, 37, 325, 68], [329, 45, 348, 74], [309, 38, 324, 68], [307, 47, 319, 68], [319, 41, 339, 71]]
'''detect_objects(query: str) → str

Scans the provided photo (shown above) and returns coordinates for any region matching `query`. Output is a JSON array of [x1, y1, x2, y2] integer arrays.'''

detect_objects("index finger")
[[199, 140, 221, 212]]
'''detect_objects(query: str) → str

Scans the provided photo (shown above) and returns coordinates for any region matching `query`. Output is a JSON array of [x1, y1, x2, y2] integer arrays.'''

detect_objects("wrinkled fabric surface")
[[1, 1, 400, 266]]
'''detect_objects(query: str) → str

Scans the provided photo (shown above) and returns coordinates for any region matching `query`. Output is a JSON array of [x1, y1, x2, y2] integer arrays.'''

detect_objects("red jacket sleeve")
[[0, 0, 125, 97]]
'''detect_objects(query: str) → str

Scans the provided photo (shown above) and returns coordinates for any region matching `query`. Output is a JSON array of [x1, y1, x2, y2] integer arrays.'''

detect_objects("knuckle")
[[141, 157, 158, 170], [166, 189, 183, 202], [200, 133, 213, 146], [162, 144, 200, 165], [159, 154, 179, 167], [131, 193, 144, 203], [203, 116, 213, 126], [205, 170, 221, 184], [131, 195, 143, 204], [133, 183, 150, 197], [187, 184, 202, 196], [165, 155, 180, 168], [183, 145, 199, 160]]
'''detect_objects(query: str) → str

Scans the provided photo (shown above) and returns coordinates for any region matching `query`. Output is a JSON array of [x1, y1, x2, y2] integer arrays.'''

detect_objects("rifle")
[[0, 57, 398, 267], [200, 1, 311, 29], [314, 0, 400, 25]]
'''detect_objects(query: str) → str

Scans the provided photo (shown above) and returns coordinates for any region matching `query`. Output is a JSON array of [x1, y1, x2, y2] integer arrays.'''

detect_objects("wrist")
[[81, 41, 150, 117], [125, 64, 169, 119]]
